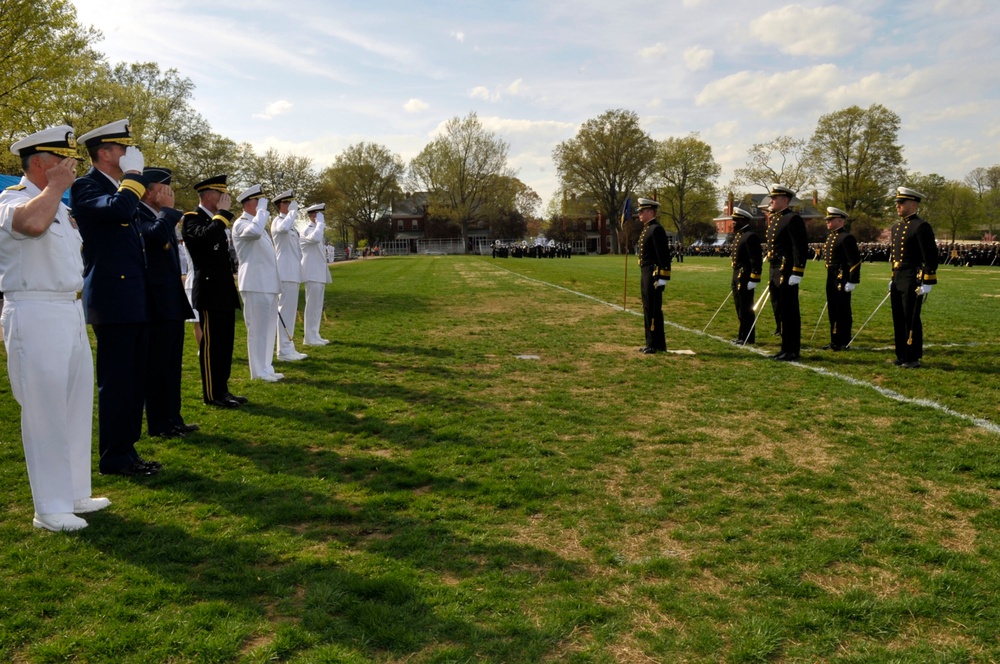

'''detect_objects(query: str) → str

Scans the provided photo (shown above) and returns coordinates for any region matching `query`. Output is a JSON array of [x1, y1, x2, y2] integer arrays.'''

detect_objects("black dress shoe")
[[638, 346, 651, 353], [775, 353, 801, 362], [225, 393, 249, 405], [901, 360, 922, 369], [771, 351, 787, 360], [175, 423, 200, 433], [154, 429, 185, 439], [821, 344, 836, 350], [641, 347, 658, 354], [101, 461, 159, 477], [208, 397, 240, 409], [134, 456, 163, 470]]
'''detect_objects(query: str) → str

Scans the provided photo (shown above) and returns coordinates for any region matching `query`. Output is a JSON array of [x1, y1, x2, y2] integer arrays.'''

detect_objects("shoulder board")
[[183, 210, 199, 216], [5, 184, 26, 191]]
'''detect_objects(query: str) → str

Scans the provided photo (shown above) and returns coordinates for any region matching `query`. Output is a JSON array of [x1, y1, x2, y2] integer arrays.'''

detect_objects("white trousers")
[[303, 281, 327, 343], [276, 280, 302, 357], [241, 291, 278, 379], [1, 297, 94, 515]]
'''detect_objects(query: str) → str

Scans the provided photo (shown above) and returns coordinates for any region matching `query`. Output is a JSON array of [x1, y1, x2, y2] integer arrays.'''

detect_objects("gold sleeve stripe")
[[119, 180, 145, 199], [213, 214, 232, 228], [792, 266, 805, 274]]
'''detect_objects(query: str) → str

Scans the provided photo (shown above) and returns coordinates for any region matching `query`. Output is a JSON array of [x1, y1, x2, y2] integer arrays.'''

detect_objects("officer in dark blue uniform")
[[181, 175, 245, 408], [730, 205, 762, 344], [890, 187, 938, 368], [636, 198, 672, 354], [821, 207, 861, 350], [70, 119, 160, 476], [137, 167, 198, 437], [764, 184, 808, 361]]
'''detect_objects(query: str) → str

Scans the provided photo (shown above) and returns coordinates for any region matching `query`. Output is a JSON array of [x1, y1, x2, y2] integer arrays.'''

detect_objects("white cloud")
[[933, 0, 985, 16], [697, 64, 842, 116], [683, 46, 713, 71], [403, 98, 429, 113], [470, 86, 493, 101], [451, 30, 465, 43], [253, 100, 293, 120], [750, 5, 872, 56], [507, 79, 525, 96], [639, 42, 668, 59], [647, 98, 663, 109], [477, 117, 576, 135]]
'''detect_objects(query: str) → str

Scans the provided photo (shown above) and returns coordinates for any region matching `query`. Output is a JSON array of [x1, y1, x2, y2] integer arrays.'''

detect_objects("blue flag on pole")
[[620, 197, 631, 229]]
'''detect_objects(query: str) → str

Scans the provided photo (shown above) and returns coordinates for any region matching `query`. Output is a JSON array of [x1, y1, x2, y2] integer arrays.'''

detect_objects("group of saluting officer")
[[638, 184, 939, 370], [0, 120, 333, 532]]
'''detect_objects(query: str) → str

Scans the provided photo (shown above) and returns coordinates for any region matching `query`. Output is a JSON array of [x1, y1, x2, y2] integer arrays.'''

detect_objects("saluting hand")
[[218, 193, 231, 212], [155, 185, 175, 210], [47, 157, 78, 193]]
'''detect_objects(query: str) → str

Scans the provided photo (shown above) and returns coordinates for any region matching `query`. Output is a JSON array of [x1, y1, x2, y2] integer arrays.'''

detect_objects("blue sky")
[[71, 0, 1000, 211]]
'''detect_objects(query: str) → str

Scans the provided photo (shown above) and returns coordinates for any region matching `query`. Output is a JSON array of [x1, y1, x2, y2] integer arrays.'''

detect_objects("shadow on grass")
[[81, 444, 588, 661]]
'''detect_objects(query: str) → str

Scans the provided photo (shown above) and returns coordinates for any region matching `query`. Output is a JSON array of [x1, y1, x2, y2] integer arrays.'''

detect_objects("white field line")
[[491, 264, 1000, 436]]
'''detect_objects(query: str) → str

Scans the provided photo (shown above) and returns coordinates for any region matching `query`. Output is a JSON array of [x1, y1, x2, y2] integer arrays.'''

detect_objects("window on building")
[[398, 220, 404, 231]]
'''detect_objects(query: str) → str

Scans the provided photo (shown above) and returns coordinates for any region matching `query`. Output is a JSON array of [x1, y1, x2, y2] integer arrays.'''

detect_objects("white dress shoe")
[[34, 512, 88, 532], [277, 352, 307, 361], [73, 497, 111, 513], [303, 339, 330, 346]]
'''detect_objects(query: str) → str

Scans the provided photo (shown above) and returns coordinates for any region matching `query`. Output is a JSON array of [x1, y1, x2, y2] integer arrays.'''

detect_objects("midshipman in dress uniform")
[[889, 187, 938, 368], [0, 126, 109, 530], [730, 205, 762, 344], [635, 198, 672, 354], [764, 184, 808, 361], [821, 207, 861, 350]]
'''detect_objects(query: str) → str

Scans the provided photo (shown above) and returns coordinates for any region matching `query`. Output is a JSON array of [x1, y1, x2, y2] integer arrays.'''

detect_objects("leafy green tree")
[[731, 135, 814, 194], [912, 175, 980, 243], [409, 112, 514, 251], [0, 0, 99, 172], [650, 133, 721, 246], [235, 146, 317, 204], [318, 142, 403, 244], [807, 104, 906, 223], [483, 176, 539, 240], [552, 109, 655, 254]]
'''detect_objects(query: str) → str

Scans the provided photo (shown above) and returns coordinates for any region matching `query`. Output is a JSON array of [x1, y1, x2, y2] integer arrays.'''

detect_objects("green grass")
[[0, 255, 998, 663]]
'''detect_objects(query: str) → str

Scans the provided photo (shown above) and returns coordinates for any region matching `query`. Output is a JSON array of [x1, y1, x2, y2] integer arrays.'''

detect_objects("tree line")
[[4, 1, 995, 251]]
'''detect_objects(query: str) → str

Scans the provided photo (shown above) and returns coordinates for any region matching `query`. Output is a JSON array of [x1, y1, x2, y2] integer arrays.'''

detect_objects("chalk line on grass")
[[491, 264, 1000, 435]]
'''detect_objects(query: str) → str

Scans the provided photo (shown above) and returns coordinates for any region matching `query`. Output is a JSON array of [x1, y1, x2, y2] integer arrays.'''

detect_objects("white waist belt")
[[4, 291, 81, 302]]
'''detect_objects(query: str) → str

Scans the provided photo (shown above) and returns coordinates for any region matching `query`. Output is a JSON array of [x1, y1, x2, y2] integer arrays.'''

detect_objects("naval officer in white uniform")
[[0, 126, 109, 531], [300, 203, 331, 346], [270, 189, 307, 361], [232, 185, 283, 381]]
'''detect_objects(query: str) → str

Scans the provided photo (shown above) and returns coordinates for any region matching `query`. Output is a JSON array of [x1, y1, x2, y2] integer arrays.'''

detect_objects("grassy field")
[[1, 254, 998, 663]]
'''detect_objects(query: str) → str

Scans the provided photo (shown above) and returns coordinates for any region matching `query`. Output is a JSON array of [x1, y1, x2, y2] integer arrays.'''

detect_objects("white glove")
[[316, 212, 324, 225], [746, 281, 757, 291], [919, 284, 932, 295], [287, 201, 298, 215], [654, 279, 667, 289], [788, 275, 802, 286], [256, 197, 269, 215], [844, 282, 856, 292], [119, 146, 145, 174]]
